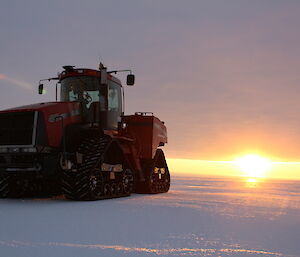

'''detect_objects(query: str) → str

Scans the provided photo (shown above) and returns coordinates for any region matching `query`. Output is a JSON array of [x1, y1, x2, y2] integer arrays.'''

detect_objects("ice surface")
[[0, 176, 299, 257]]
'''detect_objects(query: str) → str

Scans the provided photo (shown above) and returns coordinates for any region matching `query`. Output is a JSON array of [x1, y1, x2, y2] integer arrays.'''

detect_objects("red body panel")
[[1, 102, 83, 148], [122, 114, 167, 159], [0, 102, 167, 162]]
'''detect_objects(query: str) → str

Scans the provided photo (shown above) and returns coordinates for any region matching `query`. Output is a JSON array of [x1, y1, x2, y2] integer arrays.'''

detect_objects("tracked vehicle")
[[0, 64, 170, 200]]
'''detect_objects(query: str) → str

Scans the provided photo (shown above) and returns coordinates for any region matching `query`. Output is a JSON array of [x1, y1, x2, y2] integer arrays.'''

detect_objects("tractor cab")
[[58, 66, 131, 130]]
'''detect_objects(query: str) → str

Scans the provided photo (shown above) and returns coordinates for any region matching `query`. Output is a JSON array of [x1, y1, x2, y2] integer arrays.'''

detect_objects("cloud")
[[0, 73, 33, 90]]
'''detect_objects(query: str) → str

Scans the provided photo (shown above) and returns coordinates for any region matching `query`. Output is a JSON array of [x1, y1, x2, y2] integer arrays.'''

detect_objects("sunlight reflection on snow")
[[0, 240, 287, 256], [0, 176, 299, 257], [121, 177, 300, 219]]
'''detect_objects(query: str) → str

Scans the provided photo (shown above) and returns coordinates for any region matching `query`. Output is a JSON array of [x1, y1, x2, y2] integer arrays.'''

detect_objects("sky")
[[1, 1, 300, 179]]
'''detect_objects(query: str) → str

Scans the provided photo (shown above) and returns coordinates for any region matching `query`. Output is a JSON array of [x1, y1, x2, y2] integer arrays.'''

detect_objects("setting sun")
[[234, 154, 272, 178]]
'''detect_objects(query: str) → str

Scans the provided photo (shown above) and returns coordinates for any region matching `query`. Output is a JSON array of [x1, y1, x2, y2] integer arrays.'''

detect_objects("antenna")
[[98, 54, 105, 70]]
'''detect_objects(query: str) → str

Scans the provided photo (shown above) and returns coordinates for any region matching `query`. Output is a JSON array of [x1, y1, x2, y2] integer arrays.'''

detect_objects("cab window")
[[61, 76, 106, 110], [108, 82, 121, 112]]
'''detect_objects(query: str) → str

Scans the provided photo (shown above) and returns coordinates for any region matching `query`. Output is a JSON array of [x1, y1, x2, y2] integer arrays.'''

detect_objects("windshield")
[[61, 76, 106, 109]]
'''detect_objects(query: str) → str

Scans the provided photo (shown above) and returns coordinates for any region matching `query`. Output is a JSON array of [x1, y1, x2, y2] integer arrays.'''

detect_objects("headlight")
[[8, 147, 20, 153]]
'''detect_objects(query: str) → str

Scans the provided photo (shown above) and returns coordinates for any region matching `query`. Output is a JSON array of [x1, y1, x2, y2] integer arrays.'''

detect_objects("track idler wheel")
[[88, 169, 104, 199], [122, 168, 134, 195]]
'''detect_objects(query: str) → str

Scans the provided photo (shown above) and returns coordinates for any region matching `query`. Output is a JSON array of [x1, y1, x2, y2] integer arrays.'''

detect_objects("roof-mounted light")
[[63, 65, 75, 71]]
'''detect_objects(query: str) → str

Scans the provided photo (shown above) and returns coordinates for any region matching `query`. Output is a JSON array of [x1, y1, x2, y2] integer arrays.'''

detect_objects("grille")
[[11, 155, 36, 164], [0, 111, 36, 145], [0, 155, 36, 166]]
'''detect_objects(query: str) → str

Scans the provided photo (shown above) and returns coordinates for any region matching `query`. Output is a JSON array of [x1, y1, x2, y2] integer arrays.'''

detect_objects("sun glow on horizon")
[[247, 178, 257, 183], [167, 156, 300, 180], [234, 154, 272, 178]]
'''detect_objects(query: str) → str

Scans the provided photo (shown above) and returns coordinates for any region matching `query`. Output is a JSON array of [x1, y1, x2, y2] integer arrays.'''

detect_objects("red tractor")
[[0, 64, 170, 200]]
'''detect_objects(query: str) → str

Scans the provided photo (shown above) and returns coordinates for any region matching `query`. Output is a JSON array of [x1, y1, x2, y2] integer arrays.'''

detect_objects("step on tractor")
[[0, 63, 170, 200]]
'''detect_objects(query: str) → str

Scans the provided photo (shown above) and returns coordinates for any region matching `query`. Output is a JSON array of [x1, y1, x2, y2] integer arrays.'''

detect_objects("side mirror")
[[38, 84, 44, 95], [126, 74, 135, 86]]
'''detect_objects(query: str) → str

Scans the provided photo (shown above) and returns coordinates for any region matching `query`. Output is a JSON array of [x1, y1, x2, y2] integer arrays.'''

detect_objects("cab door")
[[106, 81, 122, 130]]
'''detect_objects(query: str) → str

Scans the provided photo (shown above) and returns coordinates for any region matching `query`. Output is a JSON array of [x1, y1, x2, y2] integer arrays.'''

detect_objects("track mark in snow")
[[0, 240, 289, 256]]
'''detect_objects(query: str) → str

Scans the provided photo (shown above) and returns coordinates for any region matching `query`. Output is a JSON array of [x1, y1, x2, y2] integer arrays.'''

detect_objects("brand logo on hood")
[[48, 109, 80, 123]]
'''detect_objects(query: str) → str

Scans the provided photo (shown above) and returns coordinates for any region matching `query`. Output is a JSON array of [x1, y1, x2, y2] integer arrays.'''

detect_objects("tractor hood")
[[0, 102, 83, 148], [1, 102, 80, 113]]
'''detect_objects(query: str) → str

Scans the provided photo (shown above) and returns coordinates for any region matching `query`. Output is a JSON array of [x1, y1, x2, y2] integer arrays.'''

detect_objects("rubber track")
[[62, 136, 133, 201], [137, 149, 170, 194], [0, 175, 9, 198]]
